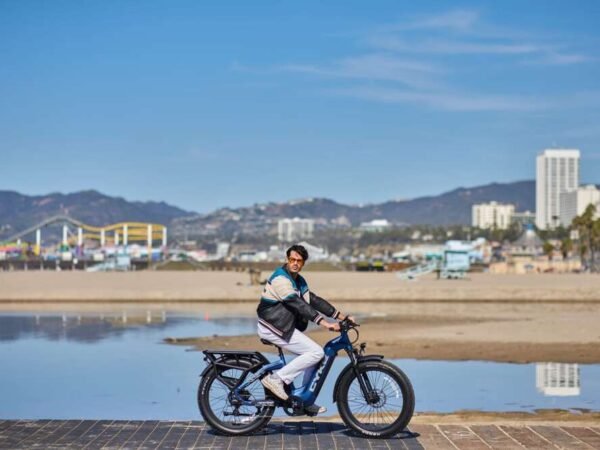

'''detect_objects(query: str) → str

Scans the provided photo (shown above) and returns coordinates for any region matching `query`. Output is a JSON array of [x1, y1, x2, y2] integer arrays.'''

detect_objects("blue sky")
[[1, 1, 599, 213]]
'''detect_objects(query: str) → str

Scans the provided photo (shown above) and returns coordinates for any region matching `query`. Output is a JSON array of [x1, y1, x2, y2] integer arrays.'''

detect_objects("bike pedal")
[[304, 404, 326, 416]]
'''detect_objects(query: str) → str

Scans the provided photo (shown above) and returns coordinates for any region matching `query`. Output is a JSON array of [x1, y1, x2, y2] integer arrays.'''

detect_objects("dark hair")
[[286, 244, 309, 261]]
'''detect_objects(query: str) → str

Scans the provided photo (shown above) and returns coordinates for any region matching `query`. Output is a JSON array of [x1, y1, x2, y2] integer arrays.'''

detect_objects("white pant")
[[257, 323, 324, 385]]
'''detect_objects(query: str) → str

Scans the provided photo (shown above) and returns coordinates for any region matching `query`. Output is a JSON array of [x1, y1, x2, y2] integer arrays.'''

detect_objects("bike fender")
[[332, 355, 384, 402], [200, 363, 216, 378]]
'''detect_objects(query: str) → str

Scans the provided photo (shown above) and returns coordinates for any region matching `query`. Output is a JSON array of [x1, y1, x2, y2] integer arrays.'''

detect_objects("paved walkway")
[[1, 420, 600, 449]]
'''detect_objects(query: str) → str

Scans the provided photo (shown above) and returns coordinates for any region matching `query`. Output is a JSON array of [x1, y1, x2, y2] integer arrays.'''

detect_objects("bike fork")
[[349, 353, 377, 403]]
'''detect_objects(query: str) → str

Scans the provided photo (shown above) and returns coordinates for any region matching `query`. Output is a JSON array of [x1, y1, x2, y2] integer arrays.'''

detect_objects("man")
[[257, 244, 354, 414]]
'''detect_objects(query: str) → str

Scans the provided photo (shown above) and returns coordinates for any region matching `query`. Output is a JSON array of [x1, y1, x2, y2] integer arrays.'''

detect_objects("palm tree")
[[542, 241, 555, 261], [572, 204, 599, 272], [560, 237, 573, 260], [579, 243, 588, 270], [593, 219, 600, 271]]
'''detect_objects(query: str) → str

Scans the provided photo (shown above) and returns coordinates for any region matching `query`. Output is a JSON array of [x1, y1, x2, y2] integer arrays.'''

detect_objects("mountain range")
[[0, 180, 541, 241], [0, 190, 194, 241]]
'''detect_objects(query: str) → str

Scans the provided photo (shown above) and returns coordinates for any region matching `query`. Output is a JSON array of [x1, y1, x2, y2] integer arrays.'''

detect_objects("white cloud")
[[368, 35, 540, 55], [245, 8, 597, 113], [368, 9, 592, 65], [281, 54, 442, 89], [329, 86, 551, 112], [528, 51, 594, 65], [390, 10, 480, 33], [329, 87, 600, 112]]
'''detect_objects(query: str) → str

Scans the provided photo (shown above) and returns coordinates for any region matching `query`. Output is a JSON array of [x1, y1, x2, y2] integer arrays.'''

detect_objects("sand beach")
[[2, 271, 600, 302], [1, 271, 600, 363]]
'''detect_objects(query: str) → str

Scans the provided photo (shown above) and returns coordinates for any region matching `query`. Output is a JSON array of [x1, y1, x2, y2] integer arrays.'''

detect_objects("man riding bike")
[[257, 244, 354, 414]]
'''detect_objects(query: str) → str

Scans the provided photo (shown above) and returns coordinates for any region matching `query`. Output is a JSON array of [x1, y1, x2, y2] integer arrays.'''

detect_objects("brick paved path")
[[1, 420, 600, 449]]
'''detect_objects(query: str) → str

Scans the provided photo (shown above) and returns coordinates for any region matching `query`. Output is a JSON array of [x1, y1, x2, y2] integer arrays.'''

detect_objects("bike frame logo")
[[309, 355, 329, 392]]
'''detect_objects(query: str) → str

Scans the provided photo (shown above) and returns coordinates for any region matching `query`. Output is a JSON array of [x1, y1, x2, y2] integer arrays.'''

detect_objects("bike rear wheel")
[[337, 360, 414, 438], [198, 358, 274, 435]]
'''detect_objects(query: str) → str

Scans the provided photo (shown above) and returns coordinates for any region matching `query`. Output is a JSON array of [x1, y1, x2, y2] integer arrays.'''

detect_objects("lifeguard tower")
[[441, 248, 470, 279], [396, 241, 472, 280]]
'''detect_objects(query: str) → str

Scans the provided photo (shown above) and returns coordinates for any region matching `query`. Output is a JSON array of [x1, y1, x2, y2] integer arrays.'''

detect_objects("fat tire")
[[337, 360, 415, 438], [197, 358, 274, 436]]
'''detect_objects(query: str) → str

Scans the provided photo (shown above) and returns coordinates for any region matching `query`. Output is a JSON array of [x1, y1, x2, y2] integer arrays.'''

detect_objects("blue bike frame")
[[233, 329, 354, 407]]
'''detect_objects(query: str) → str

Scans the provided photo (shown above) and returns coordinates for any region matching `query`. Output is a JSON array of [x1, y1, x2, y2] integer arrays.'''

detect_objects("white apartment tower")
[[559, 185, 600, 227], [472, 202, 515, 230], [277, 218, 315, 242], [536, 149, 580, 230]]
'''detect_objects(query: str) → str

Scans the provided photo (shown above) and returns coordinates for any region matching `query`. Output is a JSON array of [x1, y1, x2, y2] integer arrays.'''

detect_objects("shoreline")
[[161, 301, 600, 363], [166, 329, 600, 364]]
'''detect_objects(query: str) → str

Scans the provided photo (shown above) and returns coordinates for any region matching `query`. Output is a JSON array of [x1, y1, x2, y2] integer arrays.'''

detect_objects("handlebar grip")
[[340, 318, 359, 328]]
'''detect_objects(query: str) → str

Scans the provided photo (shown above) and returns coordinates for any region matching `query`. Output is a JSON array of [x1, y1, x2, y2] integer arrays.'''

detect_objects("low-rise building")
[[472, 201, 515, 230], [296, 241, 329, 261], [511, 210, 536, 228], [510, 225, 543, 257], [359, 219, 391, 232]]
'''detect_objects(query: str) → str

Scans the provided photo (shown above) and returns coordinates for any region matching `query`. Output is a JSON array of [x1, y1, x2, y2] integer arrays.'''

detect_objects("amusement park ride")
[[0, 216, 167, 266]]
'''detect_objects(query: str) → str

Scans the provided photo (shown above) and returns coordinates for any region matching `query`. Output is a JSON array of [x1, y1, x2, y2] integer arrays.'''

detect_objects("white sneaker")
[[261, 374, 288, 400]]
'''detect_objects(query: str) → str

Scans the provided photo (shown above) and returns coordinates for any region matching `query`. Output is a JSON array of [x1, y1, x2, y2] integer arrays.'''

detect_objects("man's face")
[[287, 250, 305, 275]]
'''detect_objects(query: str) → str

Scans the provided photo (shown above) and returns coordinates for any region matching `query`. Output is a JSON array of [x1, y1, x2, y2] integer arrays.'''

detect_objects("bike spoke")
[[345, 367, 405, 432], [205, 367, 270, 429]]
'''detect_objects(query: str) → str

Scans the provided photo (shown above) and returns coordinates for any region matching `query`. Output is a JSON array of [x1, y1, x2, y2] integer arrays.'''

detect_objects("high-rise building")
[[536, 149, 580, 230], [559, 185, 600, 226], [277, 218, 314, 242], [472, 201, 515, 229]]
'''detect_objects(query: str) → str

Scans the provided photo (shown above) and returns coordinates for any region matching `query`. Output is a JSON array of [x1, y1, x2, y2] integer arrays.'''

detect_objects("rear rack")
[[203, 350, 268, 372], [203, 350, 269, 392]]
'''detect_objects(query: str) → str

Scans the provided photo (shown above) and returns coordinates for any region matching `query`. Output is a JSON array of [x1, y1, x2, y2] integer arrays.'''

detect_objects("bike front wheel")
[[337, 360, 415, 438]]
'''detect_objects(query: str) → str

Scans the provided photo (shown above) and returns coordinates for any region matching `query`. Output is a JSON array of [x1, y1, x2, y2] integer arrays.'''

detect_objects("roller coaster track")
[[3, 215, 166, 244]]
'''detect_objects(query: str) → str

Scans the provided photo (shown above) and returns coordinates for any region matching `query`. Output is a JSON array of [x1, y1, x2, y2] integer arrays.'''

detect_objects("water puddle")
[[0, 311, 598, 420]]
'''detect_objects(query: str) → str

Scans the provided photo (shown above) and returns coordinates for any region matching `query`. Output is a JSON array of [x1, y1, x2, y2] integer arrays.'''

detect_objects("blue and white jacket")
[[257, 264, 341, 342]]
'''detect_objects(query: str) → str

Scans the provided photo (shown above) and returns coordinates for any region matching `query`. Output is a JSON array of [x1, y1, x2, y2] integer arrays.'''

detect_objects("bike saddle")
[[260, 338, 281, 348]]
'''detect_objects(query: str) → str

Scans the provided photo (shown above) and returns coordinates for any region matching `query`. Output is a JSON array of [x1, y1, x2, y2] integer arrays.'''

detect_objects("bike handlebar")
[[339, 317, 359, 331]]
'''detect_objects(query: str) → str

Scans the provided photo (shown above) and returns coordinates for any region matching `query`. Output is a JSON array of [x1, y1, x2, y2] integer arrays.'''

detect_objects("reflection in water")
[[0, 312, 255, 344], [0, 313, 170, 343], [536, 363, 580, 396]]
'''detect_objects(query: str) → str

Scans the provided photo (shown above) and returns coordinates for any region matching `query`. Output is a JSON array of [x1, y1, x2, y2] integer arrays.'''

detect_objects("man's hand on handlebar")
[[321, 321, 341, 332], [320, 316, 359, 332]]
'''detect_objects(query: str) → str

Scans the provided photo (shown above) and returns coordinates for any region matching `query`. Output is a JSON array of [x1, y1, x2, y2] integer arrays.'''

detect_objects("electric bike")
[[197, 319, 415, 438]]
